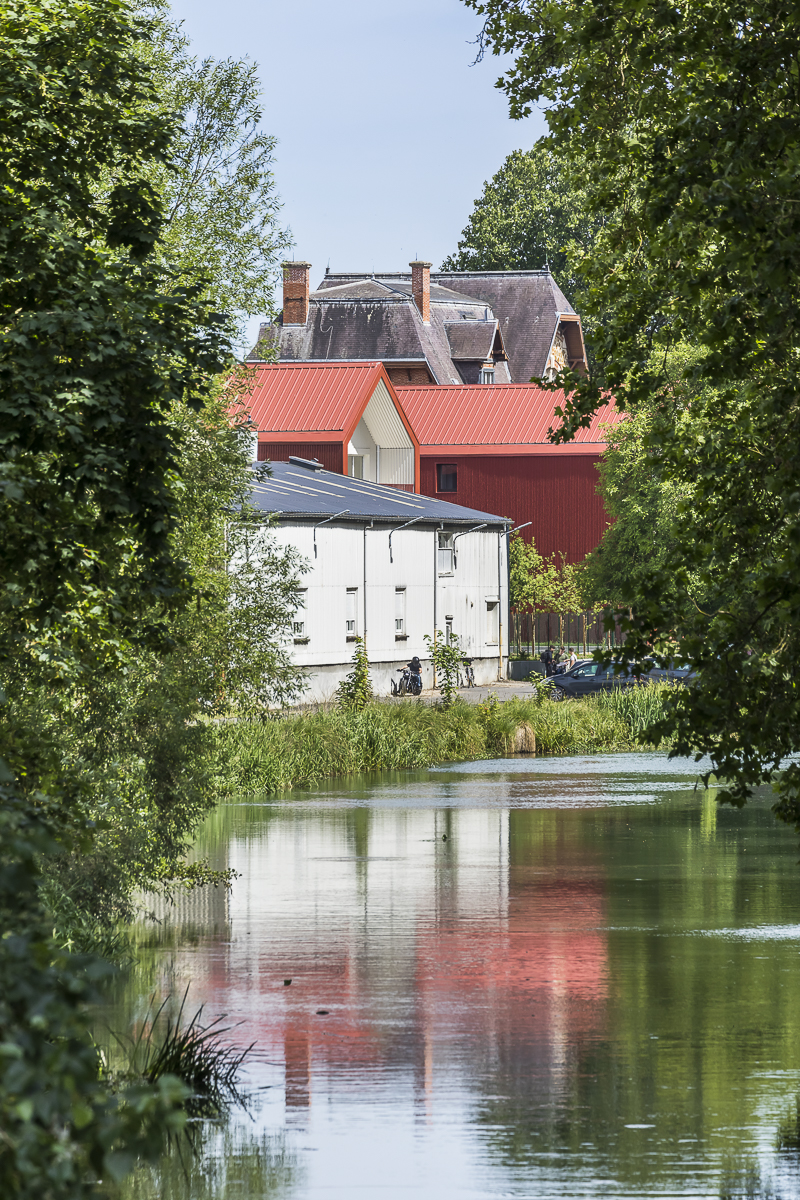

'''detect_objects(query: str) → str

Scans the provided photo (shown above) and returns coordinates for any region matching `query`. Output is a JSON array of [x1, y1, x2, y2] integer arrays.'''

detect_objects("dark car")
[[549, 660, 694, 700]]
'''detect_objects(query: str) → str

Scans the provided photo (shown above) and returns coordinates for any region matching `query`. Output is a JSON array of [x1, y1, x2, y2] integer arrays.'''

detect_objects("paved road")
[[388, 678, 544, 706]]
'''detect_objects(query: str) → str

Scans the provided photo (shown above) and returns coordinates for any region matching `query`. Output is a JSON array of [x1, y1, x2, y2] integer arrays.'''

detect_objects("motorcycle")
[[391, 666, 422, 697]]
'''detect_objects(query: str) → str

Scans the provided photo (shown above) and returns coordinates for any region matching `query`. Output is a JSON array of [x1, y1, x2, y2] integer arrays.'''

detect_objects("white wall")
[[348, 417, 375, 480], [267, 521, 508, 703]]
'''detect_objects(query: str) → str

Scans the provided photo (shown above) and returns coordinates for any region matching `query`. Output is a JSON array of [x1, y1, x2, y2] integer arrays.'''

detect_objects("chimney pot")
[[282, 260, 312, 326], [409, 259, 432, 323]]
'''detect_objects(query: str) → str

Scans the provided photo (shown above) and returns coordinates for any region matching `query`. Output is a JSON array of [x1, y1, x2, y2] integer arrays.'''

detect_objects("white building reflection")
[[157, 805, 609, 1125]]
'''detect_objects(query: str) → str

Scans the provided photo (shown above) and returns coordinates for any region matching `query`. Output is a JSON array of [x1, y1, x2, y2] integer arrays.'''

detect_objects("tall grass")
[[111, 988, 252, 1118], [212, 684, 676, 795]]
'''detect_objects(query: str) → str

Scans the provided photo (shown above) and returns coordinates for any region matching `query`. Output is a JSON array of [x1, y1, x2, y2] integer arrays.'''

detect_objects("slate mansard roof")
[[250, 459, 508, 527], [252, 274, 509, 386], [249, 267, 586, 385], [432, 270, 586, 387]]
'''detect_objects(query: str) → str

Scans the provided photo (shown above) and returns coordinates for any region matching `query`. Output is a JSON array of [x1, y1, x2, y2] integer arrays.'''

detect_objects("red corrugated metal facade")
[[257, 442, 343, 473], [419, 454, 611, 564], [240, 370, 617, 563]]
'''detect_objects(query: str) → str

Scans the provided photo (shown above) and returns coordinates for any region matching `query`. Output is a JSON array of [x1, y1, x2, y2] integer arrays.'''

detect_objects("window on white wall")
[[486, 600, 499, 645], [438, 531, 454, 574], [348, 455, 363, 478], [395, 588, 406, 638], [346, 588, 358, 638], [293, 589, 308, 642]]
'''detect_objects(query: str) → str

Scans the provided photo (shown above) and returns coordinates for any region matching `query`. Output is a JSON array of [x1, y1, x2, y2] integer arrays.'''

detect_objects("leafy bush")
[[336, 637, 374, 711], [424, 631, 467, 708], [0, 769, 188, 1200]]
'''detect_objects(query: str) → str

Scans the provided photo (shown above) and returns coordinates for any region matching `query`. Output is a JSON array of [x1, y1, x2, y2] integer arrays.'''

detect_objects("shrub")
[[336, 637, 374, 711]]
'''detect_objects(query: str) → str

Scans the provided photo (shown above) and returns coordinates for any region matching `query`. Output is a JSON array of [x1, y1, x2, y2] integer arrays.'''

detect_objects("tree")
[[580, 354, 698, 609], [0, 0, 256, 1188], [32, 391, 306, 934], [442, 142, 600, 307], [509, 532, 545, 616], [466, 0, 800, 820], [133, 0, 291, 342], [509, 533, 584, 647]]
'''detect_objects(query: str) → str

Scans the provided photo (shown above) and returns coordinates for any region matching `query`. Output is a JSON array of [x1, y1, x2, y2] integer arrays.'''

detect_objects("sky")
[[166, 0, 546, 344]]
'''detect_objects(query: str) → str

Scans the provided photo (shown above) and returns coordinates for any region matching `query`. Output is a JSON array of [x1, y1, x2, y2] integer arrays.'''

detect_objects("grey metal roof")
[[250, 459, 509, 526]]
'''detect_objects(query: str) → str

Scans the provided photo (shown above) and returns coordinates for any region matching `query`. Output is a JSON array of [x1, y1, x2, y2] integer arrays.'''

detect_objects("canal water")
[[113, 753, 800, 1199]]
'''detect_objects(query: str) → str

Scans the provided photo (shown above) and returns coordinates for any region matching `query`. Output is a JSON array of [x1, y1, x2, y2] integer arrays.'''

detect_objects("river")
[[111, 752, 800, 1199]]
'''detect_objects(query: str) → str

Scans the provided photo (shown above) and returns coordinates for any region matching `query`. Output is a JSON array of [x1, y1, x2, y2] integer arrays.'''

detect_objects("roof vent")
[[288, 456, 324, 471]]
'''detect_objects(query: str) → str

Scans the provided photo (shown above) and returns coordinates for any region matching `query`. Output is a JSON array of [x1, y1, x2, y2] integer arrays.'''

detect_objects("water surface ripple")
[[114, 752, 800, 1199]]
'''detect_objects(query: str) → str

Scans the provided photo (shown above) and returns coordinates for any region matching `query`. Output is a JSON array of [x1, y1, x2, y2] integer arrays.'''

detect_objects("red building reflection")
[[182, 811, 609, 1117]]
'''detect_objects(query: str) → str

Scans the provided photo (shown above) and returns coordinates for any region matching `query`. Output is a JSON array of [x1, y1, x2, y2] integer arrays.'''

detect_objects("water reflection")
[[113, 753, 800, 1199]]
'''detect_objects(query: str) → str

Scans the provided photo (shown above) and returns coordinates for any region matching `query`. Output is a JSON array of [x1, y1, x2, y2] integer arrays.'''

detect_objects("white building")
[[250, 457, 510, 702]]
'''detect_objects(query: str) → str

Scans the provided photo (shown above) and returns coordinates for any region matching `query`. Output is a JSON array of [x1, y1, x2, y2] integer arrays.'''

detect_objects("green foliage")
[[467, 0, 800, 815], [509, 532, 586, 639], [580, 370, 697, 608], [0, 3, 301, 1193], [0, 0, 230, 654], [132, 1, 291, 342], [509, 532, 545, 613], [441, 142, 599, 307], [214, 686, 676, 794], [424, 631, 467, 708], [336, 637, 374, 711], [0, 767, 189, 1199], [111, 989, 250, 1119]]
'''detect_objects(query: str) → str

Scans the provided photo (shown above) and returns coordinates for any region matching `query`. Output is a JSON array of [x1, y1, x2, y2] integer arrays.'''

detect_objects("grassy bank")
[[213, 685, 674, 795]]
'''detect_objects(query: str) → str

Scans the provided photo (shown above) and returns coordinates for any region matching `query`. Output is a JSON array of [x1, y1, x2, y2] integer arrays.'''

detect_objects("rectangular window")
[[346, 588, 358, 637], [436, 463, 457, 492], [485, 600, 499, 645], [293, 589, 308, 642], [445, 616, 454, 644], [438, 531, 454, 575], [395, 588, 406, 638], [348, 455, 364, 479], [480, 368, 495, 384]]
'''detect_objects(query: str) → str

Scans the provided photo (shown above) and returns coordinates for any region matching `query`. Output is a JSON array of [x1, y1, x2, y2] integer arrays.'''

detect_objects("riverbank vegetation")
[[214, 685, 675, 795], [0, 1, 299, 1192]]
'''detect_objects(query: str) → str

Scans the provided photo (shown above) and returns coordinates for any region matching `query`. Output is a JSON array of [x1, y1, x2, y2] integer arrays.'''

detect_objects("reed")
[[112, 988, 252, 1117], [212, 684, 675, 795]]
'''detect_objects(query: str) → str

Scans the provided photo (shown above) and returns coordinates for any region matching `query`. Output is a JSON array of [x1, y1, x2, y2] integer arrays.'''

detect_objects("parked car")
[[549, 659, 694, 700]]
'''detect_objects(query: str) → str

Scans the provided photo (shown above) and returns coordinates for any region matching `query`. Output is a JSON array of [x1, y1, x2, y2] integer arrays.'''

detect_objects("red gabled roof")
[[395, 384, 620, 456], [234, 361, 391, 438]]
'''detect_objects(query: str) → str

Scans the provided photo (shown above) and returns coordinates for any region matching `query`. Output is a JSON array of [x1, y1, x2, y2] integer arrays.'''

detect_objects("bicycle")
[[459, 660, 476, 688]]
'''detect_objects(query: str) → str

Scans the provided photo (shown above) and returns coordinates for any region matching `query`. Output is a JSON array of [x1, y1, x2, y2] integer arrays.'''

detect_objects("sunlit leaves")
[[465, 0, 800, 815]]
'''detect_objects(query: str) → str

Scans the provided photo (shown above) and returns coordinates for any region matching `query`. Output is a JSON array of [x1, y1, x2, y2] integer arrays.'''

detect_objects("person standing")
[[541, 645, 555, 676]]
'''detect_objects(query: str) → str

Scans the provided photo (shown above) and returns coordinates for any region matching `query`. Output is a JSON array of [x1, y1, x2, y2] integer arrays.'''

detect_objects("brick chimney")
[[282, 261, 311, 325], [410, 260, 431, 323]]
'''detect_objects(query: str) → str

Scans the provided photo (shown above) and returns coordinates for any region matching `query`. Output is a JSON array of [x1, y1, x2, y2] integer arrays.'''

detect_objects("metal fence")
[[510, 610, 626, 659]]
